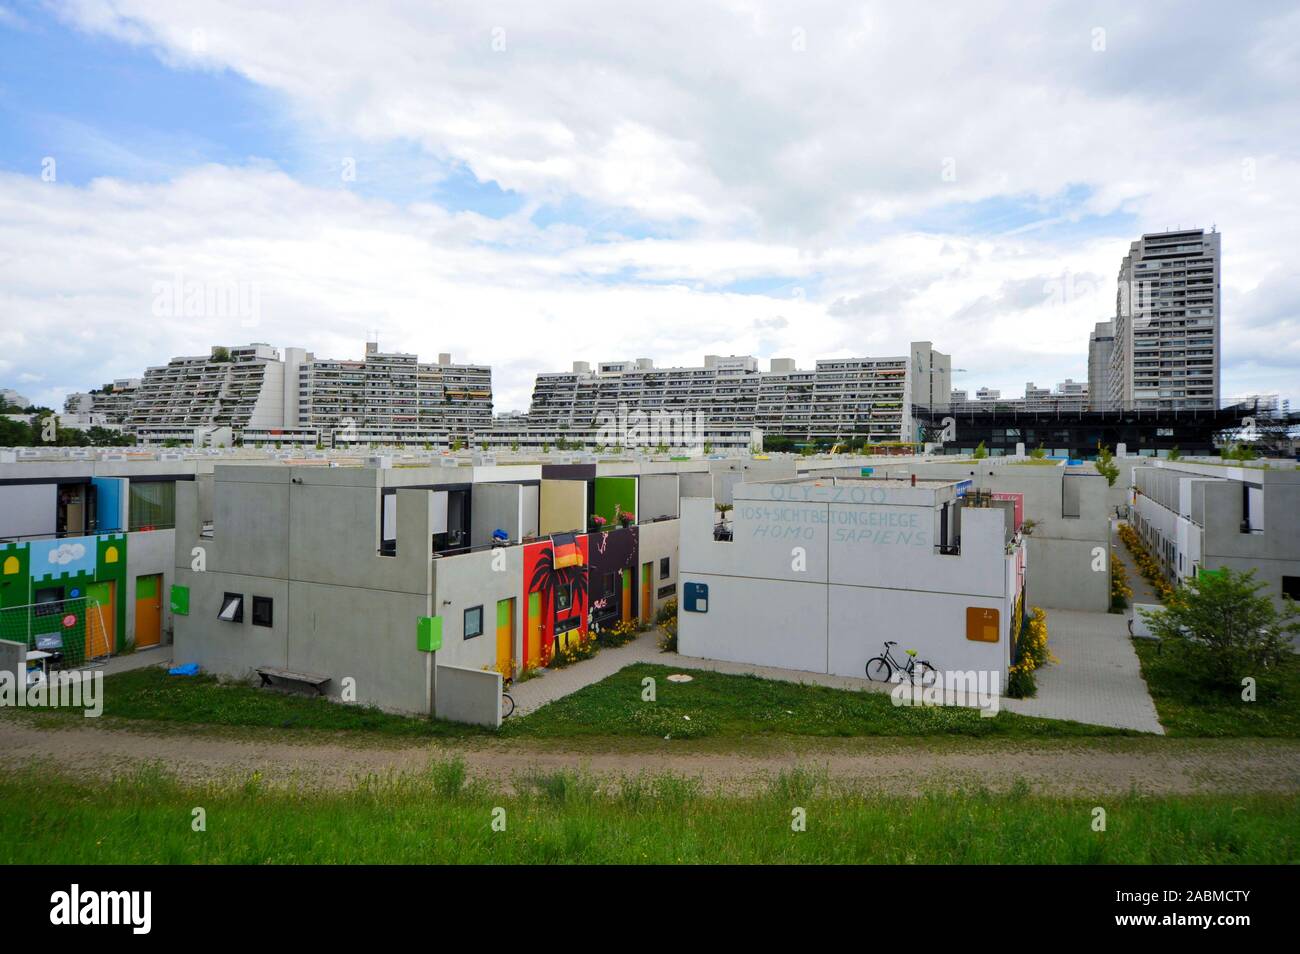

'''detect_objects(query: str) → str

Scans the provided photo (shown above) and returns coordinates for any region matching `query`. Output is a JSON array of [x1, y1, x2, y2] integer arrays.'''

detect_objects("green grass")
[[10, 662, 1137, 741], [0, 763, 1292, 863], [1133, 642, 1300, 737], [10, 667, 485, 739], [504, 663, 1133, 739]]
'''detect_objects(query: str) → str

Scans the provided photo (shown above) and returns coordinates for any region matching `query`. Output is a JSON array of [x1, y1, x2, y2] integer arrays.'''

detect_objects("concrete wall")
[[826, 460, 1110, 612], [174, 468, 437, 715], [636, 518, 680, 612], [0, 638, 23, 690], [435, 663, 502, 728], [678, 479, 1018, 682], [639, 474, 680, 521], [539, 478, 586, 534], [0, 484, 55, 539], [432, 544, 525, 673], [123, 528, 175, 647], [470, 482, 525, 547]]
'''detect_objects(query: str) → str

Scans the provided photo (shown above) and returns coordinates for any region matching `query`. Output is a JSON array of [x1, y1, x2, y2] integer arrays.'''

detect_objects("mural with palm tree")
[[524, 536, 591, 663]]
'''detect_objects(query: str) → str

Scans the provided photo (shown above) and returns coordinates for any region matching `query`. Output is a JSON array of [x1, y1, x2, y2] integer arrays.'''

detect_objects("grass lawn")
[[507, 663, 1132, 739], [1133, 642, 1300, 738], [0, 763, 1293, 864], [8, 667, 486, 739], [10, 663, 1134, 741]]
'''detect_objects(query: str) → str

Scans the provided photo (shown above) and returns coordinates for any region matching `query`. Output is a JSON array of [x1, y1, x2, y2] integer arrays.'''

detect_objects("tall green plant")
[[1140, 568, 1298, 691], [1095, 444, 1120, 486]]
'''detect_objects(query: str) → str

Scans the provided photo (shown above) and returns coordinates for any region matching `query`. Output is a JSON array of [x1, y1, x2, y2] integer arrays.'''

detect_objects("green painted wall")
[[593, 477, 638, 527], [0, 533, 129, 653]]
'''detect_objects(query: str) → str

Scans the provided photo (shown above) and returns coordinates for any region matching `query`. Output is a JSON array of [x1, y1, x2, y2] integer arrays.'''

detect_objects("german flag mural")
[[523, 533, 591, 668], [522, 526, 641, 669]]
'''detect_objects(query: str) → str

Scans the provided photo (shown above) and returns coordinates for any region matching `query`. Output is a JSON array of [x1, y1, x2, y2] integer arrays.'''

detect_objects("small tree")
[[1029, 443, 1047, 460], [1095, 443, 1120, 486], [1141, 568, 1298, 691], [972, 440, 988, 460], [1166, 445, 1182, 461]]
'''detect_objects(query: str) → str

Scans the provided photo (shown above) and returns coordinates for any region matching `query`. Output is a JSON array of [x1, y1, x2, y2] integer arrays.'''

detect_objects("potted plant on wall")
[[615, 505, 634, 528], [591, 513, 608, 532]]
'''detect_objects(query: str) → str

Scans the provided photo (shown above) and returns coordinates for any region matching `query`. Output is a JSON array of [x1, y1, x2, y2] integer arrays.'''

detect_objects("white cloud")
[[3, 1, 1295, 408]]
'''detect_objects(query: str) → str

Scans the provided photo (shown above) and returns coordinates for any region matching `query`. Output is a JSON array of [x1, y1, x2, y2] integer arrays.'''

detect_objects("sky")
[[0, 0, 1297, 413]]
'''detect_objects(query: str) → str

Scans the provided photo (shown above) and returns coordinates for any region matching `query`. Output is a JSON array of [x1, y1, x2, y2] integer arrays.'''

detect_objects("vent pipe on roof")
[[911, 474, 916, 487]]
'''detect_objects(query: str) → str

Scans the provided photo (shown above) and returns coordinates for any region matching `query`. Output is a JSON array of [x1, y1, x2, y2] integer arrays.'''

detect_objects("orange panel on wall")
[[965, 607, 1000, 642]]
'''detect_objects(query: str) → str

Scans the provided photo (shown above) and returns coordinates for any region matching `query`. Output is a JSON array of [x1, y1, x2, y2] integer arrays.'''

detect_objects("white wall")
[[0, 484, 56, 539]]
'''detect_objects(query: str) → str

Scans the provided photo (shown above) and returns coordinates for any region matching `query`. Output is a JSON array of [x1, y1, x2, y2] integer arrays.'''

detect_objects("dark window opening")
[[1283, 577, 1300, 601], [252, 596, 273, 627], [659, 557, 670, 580]]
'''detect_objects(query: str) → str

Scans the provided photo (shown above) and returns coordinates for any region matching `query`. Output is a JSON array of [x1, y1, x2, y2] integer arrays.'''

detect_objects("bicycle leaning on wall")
[[865, 641, 938, 687]]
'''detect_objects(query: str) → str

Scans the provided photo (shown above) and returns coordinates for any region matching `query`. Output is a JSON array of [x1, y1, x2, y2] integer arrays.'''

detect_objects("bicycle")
[[865, 641, 938, 686], [501, 677, 515, 720]]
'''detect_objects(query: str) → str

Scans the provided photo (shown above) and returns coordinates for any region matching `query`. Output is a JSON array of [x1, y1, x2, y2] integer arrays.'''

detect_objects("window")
[[129, 480, 176, 531], [34, 586, 64, 617], [555, 583, 572, 612], [252, 596, 273, 627], [464, 605, 483, 639], [659, 557, 670, 580], [218, 593, 243, 623], [1283, 577, 1300, 601]]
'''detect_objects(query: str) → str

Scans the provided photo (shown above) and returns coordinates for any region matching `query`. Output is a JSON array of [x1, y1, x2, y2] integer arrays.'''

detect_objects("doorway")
[[495, 597, 515, 678], [135, 574, 162, 648], [86, 580, 115, 659]]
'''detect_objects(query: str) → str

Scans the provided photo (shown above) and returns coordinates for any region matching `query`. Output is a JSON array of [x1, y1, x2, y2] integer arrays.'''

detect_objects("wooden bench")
[[255, 667, 331, 695]]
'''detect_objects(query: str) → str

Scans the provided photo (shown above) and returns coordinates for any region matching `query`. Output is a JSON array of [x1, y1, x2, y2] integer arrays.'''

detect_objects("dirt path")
[[3, 719, 1298, 796]]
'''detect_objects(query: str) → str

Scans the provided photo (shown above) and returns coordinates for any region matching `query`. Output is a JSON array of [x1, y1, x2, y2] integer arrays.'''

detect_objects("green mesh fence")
[[0, 597, 110, 670]]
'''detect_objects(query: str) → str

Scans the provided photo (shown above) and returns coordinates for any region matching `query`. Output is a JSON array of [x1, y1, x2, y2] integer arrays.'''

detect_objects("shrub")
[[1140, 568, 1298, 693], [1110, 552, 1132, 613], [596, 619, 640, 649], [1007, 607, 1051, 699], [972, 441, 988, 460], [655, 597, 678, 626], [548, 636, 598, 669]]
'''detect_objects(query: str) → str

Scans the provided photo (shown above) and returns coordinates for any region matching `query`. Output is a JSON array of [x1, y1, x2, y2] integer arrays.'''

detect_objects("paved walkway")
[[77, 645, 173, 677], [513, 608, 1165, 733], [1111, 518, 1162, 605], [1001, 608, 1164, 734]]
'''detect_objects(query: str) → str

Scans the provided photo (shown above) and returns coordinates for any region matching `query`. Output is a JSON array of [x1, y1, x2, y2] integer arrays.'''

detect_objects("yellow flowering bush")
[[1118, 523, 1178, 604], [1007, 606, 1051, 698], [1110, 551, 1132, 612]]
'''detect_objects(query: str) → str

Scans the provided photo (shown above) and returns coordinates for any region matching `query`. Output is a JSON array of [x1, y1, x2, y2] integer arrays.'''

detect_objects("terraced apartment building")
[[296, 342, 492, 446], [1109, 227, 1221, 410], [73, 341, 493, 447], [527, 342, 949, 444]]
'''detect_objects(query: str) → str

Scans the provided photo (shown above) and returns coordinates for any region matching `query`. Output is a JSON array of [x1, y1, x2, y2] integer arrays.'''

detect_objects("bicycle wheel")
[[865, 657, 892, 682], [501, 692, 515, 719], [914, 661, 939, 688]]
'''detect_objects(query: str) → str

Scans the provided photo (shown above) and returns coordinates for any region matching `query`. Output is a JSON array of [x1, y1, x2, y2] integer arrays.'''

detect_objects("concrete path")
[[78, 645, 173, 677], [1001, 608, 1164, 734], [1111, 518, 1162, 605]]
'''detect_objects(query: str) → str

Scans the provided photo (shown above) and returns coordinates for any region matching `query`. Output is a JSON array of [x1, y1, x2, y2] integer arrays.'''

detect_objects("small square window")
[[659, 557, 670, 580], [218, 593, 243, 623], [252, 596, 273, 627], [464, 605, 483, 639], [555, 583, 572, 612], [1283, 577, 1300, 601]]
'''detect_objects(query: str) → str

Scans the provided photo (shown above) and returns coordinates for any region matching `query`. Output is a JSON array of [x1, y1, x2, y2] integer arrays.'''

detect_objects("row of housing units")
[[62, 341, 956, 450], [1127, 459, 1300, 604], [4, 447, 1296, 726]]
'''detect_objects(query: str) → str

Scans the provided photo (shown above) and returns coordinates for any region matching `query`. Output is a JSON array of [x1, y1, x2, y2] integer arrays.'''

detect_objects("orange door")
[[641, 562, 653, 623], [495, 598, 515, 677], [86, 580, 115, 659], [620, 569, 632, 624], [135, 574, 162, 648], [526, 592, 541, 668]]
